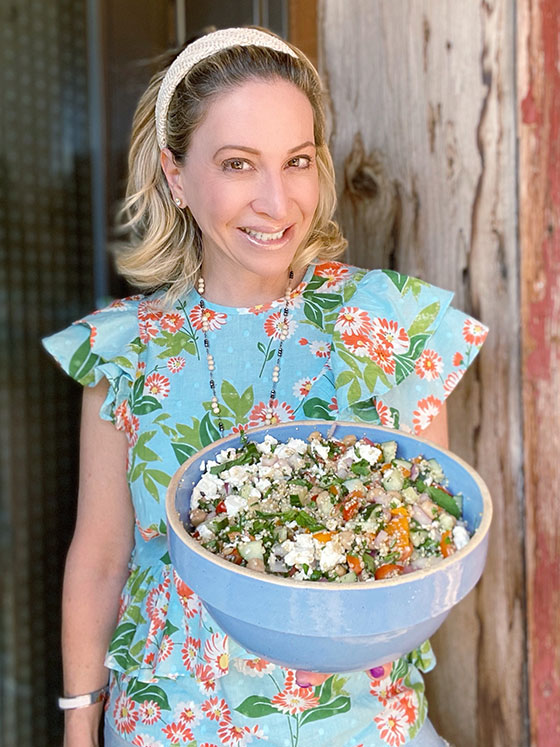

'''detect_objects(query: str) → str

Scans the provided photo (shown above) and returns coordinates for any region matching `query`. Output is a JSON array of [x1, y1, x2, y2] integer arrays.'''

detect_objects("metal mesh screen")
[[1, 1, 94, 744]]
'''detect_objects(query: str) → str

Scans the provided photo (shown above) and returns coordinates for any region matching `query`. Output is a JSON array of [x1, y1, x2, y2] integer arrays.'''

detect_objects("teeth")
[[243, 228, 285, 242]]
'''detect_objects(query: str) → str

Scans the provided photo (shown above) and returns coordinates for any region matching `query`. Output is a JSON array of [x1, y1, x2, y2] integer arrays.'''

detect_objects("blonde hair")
[[115, 29, 347, 303]]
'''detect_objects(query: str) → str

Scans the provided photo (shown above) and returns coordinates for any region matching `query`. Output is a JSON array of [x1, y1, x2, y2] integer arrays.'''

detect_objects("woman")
[[44, 27, 486, 746]]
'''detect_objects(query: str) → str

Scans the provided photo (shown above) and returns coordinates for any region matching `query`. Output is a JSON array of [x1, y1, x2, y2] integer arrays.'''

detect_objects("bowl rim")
[[166, 420, 493, 590]]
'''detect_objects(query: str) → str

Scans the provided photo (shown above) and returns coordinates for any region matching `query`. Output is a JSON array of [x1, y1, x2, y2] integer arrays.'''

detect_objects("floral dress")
[[43, 261, 488, 747]]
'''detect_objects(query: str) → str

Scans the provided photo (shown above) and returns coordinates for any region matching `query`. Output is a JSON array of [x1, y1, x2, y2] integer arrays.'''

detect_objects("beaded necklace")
[[196, 270, 294, 436]]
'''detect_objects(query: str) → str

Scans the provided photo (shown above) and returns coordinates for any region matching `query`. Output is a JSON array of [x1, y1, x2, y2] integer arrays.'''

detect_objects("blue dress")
[[43, 261, 487, 746]]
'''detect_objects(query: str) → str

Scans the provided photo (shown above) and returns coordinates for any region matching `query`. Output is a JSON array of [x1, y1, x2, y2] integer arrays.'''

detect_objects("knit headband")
[[155, 28, 299, 149]]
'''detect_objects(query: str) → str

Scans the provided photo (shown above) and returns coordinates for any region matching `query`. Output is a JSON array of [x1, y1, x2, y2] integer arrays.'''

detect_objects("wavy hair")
[[115, 29, 347, 303]]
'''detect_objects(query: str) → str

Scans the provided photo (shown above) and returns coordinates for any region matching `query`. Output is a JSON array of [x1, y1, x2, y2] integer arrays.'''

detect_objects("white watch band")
[[58, 684, 108, 710]]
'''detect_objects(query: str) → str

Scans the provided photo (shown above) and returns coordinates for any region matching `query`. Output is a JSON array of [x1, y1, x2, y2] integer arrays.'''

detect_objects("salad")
[[187, 432, 471, 582]]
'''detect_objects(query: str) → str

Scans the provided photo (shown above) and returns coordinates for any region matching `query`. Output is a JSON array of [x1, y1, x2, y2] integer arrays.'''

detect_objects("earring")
[[174, 197, 182, 207]]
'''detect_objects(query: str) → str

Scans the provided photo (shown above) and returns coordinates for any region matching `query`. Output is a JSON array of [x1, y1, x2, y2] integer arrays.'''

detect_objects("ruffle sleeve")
[[329, 269, 488, 433], [42, 296, 143, 423]]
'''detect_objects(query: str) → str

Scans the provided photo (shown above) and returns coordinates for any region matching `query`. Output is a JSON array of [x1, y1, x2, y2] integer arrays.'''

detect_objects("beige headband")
[[155, 27, 298, 149]]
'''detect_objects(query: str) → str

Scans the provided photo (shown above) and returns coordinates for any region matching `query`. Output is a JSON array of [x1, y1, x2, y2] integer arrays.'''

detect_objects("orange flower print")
[[329, 396, 338, 411], [201, 696, 232, 723], [314, 260, 351, 290], [135, 519, 161, 542], [335, 307, 374, 336], [247, 301, 273, 315], [217, 722, 265, 746], [161, 721, 194, 743], [370, 342, 396, 375], [369, 676, 408, 707], [139, 319, 159, 343], [414, 349, 443, 381], [138, 700, 162, 725], [160, 311, 185, 333], [263, 310, 295, 340], [113, 692, 139, 735], [299, 337, 309, 345], [375, 399, 396, 427], [107, 298, 128, 310], [308, 340, 330, 357], [412, 395, 442, 433], [374, 703, 409, 746], [270, 670, 321, 714], [283, 286, 305, 309], [89, 325, 97, 348], [462, 318, 488, 347], [292, 376, 317, 399], [398, 691, 419, 725], [341, 331, 372, 357], [248, 400, 295, 427], [114, 400, 140, 446], [200, 744, 221, 747], [157, 634, 174, 662], [189, 305, 228, 331], [195, 663, 217, 691], [371, 317, 410, 355], [452, 352, 464, 367], [203, 633, 229, 677], [138, 299, 164, 321], [174, 700, 203, 728], [145, 585, 169, 632], [233, 657, 276, 677], [173, 570, 201, 618], [181, 635, 201, 671], [144, 373, 170, 400], [167, 356, 186, 373], [132, 735, 165, 747], [443, 369, 465, 394]]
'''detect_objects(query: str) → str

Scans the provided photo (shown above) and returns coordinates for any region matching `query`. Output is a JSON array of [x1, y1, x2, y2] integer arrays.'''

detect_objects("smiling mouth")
[[240, 227, 289, 243]]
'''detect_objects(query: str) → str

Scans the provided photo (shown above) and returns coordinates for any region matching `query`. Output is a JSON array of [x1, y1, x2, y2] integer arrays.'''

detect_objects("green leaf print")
[[108, 622, 136, 654], [350, 398, 380, 423], [153, 329, 196, 358], [306, 292, 342, 311], [407, 332, 431, 359], [132, 396, 163, 416], [200, 411, 221, 446], [383, 269, 408, 293], [163, 619, 179, 637], [112, 355, 134, 370], [145, 469, 170, 487], [129, 336, 147, 354], [127, 679, 171, 711], [128, 567, 152, 598], [134, 431, 160, 462], [235, 695, 280, 718], [347, 379, 362, 404], [403, 276, 428, 299], [304, 275, 328, 292], [302, 397, 336, 420], [408, 301, 441, 337], [335, 370, 355, 389], [298, 695, 351, 726], [129, 639, 147, 658], [124, 605, 147, 625], [129, 461, 146, 482], [68, 337, 102, 382], [303, 300, 324, 328], [176, 420, 203, 450], [171, 442, 198, 465], [391, 656, 410, 681], [222, 382, 254, 420], [336, 348, 362, 377], [143, 471, 161, 502]]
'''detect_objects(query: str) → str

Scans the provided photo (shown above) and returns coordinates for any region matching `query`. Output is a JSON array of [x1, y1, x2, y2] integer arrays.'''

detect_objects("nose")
[[251, 169, 290, 221]]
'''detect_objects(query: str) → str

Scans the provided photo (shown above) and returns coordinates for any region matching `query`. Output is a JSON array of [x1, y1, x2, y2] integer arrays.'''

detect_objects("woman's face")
[[177, 78, 319, 285]]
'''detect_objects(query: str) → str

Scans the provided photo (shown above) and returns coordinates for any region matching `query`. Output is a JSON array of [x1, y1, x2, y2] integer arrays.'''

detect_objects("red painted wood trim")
[[519, 0, 560, 744]]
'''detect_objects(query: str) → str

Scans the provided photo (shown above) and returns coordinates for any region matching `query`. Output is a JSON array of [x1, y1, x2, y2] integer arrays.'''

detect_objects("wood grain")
[[518, 1, 560, 744], [319, 2, 525, 744]]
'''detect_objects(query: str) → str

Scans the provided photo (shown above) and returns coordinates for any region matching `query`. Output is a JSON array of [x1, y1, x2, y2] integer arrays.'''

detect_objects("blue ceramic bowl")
[[166, 421, 492, 672]]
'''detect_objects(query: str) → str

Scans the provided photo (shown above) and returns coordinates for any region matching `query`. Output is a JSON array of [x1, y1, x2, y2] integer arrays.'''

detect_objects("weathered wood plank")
[[319, 2, 525, 744], [518, 1, 560, 744]]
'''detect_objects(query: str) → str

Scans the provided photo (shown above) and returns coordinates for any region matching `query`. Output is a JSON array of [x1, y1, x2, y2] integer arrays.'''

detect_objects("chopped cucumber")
[[393, 458, 413, 471], [401, 486, 419, 504], [382, 467, 404, 491], [238, 540, 265, 560], [381, 440, 398, 463]]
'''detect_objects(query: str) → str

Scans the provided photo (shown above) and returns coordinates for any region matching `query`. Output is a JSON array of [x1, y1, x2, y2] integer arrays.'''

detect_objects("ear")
[[160, 148, 185, 207]]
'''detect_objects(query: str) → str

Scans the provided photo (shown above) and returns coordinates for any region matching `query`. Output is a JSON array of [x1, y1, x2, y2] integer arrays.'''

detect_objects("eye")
[[286, 155, 313, 169], [222, 158, 251, 172]]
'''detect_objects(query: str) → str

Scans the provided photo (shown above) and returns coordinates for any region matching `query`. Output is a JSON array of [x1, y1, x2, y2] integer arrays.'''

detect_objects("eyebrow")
[[213, 141, 316, 158]]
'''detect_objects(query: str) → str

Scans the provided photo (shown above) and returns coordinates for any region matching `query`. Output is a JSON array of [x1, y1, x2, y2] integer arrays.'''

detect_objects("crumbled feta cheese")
[[281, 535, 316, 567], [256, 435, 278, 454], [224, 494, 248, 518], [318, 539, 346, 572], [223, 465, 249, 488], [197, 523, 215, 540], [191, 473, 224, 508], [453, 525, 470, 550], [310, 441, 330, 461], [356, 443, 382, 464]]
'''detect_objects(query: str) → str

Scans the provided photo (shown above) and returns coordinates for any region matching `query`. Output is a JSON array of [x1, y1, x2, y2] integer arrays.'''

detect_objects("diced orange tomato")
[[216, 500, 227, 514], [347, 554, 363, 574], [401, 468, 411, 478], [329, 485, 339, 496], [381, 463, 393, 472], [440, 530, 456, 558], [342, 496, 360, 521], [224, 547, 243, 565], [374, 563, 403, 580], [313, 531, 336, 543], [386, 513, 413, 561]]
